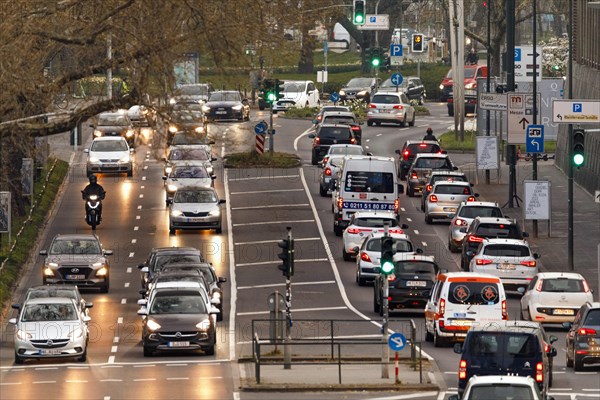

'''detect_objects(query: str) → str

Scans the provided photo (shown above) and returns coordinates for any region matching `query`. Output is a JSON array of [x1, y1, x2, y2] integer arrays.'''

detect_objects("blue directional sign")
[[388, 332, 407, 351], [390, 73, 403, 86], [330, 92, 340, 103], [390, 44, 402, 57], [526, 124, 544, 153], [254, 121, 268, 135], [514, 48, 521, 61]]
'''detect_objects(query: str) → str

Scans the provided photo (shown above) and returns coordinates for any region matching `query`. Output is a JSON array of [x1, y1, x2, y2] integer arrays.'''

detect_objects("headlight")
[[89, 157, 100, 163], [16, 329, 32, 340], [96, 266, 108, 276], [119, 155, 130, 163], [212, 291, 221, 299], [232, 105, 242, 111], [167, 184, 178, 192], [171, 209, 183, 217], [202, 105, 210, 113], [195, 126, 204, 134], [339, 90, 346, 96], [205, 165, 213, 174], [465, 83, 475, 89], [439, 84, 444, 90], [357, 90, 367, 96], [168, 126, 178, 133], [141, 128, 152, 136], [126, 129, 135, 138], [88, 195, 98, 201], [208, 209, 221, 216], [48, 262, 59, 268], [196, 319, 211, 331], [165, 166, 173, 174], [69, 327, 84, 339], [93, 130, 102, 137], [146, 319, 161, 331]]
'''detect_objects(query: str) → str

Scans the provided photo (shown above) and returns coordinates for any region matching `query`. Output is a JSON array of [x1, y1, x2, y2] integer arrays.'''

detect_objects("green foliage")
[[282, 107, 320, 119], [224, 151, 301, 168]]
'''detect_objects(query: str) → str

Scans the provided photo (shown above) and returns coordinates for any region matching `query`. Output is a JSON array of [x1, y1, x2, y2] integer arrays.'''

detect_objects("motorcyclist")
[[423, 127, 437, 141], [82, 174, 106, 220]]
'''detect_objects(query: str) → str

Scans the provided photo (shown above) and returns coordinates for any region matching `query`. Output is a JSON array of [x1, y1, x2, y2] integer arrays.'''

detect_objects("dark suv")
[[395, 140, 443, 180], [460, 216, 528, 270], [137, 247, 205, 289], [308, 124, 357, 165], [379, 76, 426, 105], [454, 320, 557, 398], [339, 77, 380, 103], [565, 301, 600, 371]]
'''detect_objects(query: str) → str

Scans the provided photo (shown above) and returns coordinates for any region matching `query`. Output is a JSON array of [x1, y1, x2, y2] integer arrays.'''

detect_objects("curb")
[[239, 382, 440, 392]]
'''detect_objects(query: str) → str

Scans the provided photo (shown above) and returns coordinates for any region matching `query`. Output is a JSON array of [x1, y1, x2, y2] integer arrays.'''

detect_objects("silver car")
[[85, 136, 133, 177], [448, 201, 504, 253], [10, 297, 91, 364], [164, 145, 216, 176], [40, 234, 113, 293], [424, 181, 478, 224], [169, 187, 225, 234], [163, 162, 216, 206], [367, 92, 415, 127]]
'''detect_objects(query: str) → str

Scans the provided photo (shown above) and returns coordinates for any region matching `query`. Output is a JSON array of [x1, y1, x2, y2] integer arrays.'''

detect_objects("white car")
[[85, 136, 133, 177], [164, 145, 216, 176], [272, 80, 320, 112], [10, 297, 90, 364], [342, 211, 405, 261], [163, 162, 215, 206], [448, 375, 546, 400], [520, 272, 594, 323], [318, 144, 366, 197], [169, 186, 225, 234], [355, 231, 420, 286], [469, 238, 540, 292]]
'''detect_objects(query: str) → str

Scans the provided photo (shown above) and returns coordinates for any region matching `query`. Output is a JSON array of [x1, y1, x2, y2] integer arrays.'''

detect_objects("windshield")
[[366, 238, 413, 253], [346, 78, 373, 87], [448, 282, 500, 304], [173, 112, 203, 122], [98, 114, 129, 126], [152, 255, 203, 272], [446, 69, 476, 79], [91, 140, 128, 152], [174, 190, 217, 203], [483, 244, 530, 257], [208, 92, 241, 102], [283, 82, 304, 92], [27, 289, 77, 301], [22, 303, 78, 322], [583, 309, 600, 326], [541, 278, 585, 293], [149, 295, 207, 314], [49, 239, 101, 255], [371, 94, 401, 104], [344, 171, 394, 193], [171, 166, 208, 179], [169, 149, 209, 161], [459, 206, 503, 219], [323, 116, 356, 125], [407, 143, 441, 154], [329, 146, 363, 156]]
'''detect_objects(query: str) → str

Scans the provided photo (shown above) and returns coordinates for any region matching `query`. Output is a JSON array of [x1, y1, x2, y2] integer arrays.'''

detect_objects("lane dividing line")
[[414, 229, 420, 235], [131, 239, 137, 244], [224, 168, 237, 362], [230, 189, 304, 195], [113, 337, 119, 343], [117, 317, 123, 324], [228, 175, 300, 181], [124, 282, 130, 288], [236, 258, 328, 267], [293, 125, 316, 151], [126, 267, 132, 273], [142, 176, 146, 181], [232, 219, 314, 227], [129, 252, 135, 258], [231, 203, 309, 211], [137, 205, 142, 210], [121, 298, 126, 304], [237, 306, 347, 316], [235, 237, 320, 245], [238, 280, 336, 290]]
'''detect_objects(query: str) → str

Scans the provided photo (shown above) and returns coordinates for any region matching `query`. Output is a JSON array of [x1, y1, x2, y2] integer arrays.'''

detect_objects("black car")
[[202, 90, 250, 121], [454, 321, 557, 397], [139, 288, 218, 356], [564, 301, 600, 371], [313, 106, 350, 125], [339, 77, 380, 103], [379, 76, 426, 105], [447, 89, 478, 116], [137, 247, 204, 289], [395, 140, 443, 180], [373, 254, 438, 315], [308, 123, 358, 165], [319, 111, 363, 144], [90, 112, 136, 147], [166, 110, 206, 143], [460, 217, 528, 271]]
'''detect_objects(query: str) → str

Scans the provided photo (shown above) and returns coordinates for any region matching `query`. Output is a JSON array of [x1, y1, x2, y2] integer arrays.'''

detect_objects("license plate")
[[498, 263, 516, 270], [168, 341, 190, 348], [553, 308, 574, 315], [66, 274, 85, 280], [105, 164, 117, 168], [40, 349, 62, 355], [215, 111, 227, 114], [407, 281, 427, 287], [449, 319, 472, 326], [444, 207, 457, 212], [187, 217, 204, 222]]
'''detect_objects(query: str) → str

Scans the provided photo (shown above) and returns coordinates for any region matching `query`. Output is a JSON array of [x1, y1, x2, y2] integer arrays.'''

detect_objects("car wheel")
[[448, 107, 454, 117], [215, 226, 222, 234], [375, 122, 381, 126], [319, 185, 327, 197], [311, 152, 318, 165], [169, 226, 176, 235], [419, 95, 424, 105], [143, 346, 153, 357], [357, 274, 366, 287], [407, 185, 414, 197], [86, 168, 92, 177], [367, 120, 373, 127], [127, 169, 133, 177], [217, 307, 223, 322], [434, 328, 447, 348], [400, 171, 406, 181], [78, 348, 87, 362], [204, 345, 215, 356], [100, 281, 109, 294], [409, 112, 415, 127], [342, 248, 352, 262], [399, 115, 406, 127], [574, 352, 584, 371], [425, 214, 432, 224], [420, 200, 425, 212], [425, 329, 434, 342], [14, 353, 24, 365]]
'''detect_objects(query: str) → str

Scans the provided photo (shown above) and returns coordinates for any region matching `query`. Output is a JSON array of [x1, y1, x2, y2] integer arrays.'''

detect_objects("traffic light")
[[262, 79, 277, 104], [353, 0, 366, 26], [572, 128, 585, 167], [274, 79, 285, 101], [412, 34, 424, 53], [380, 236, 395, 275], [371, 47, 381, 68], [277, 237, 294, 278]]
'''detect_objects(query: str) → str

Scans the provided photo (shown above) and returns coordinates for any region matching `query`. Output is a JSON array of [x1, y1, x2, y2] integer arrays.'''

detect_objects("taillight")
[[425, 184, 432, 192], [535, 362, 543, 383], [369, 104, 377, 108], [419, 143, 427, 148], [350, 138, 357, 144], [535, 279, 543, 292], [388, 228, 403, 234], [520, 260, 537, 267], [402, 150, 410, 161], [314, 137, 320, 144], [468, 99, 477, 104], [393, 198, 399, 212], [439, 298, 446, 317], [475, 259, 493, 265], [578, 328, 597, 336], [411, 172, 418, 179], [337, 197, 344, 210], [346, 228, 360, 234], [387, 275, 395, 282], [502, 300, 508, 320], [429, 194, 438, 203], [583, 280, 591, 293], [454, 218, 467, 226], [322, 156, 329, 164], [458, 359, 467, 380], [467, 196, 476, 202], [448, 98, 454, 103], [351, 125, 360, 131], [544, 343, 550, 353], [360, 252, 371, 262], [468, 235, 484, 243], [324, 167, 332, 176], [393, 105, 404, 109]]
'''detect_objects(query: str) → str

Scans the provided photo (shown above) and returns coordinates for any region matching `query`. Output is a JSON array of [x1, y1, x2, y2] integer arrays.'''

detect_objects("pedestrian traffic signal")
[[412, 34, 424, 53], [380, 236, 395, 275], [277, 237, 294, 278], [353, 0, 366, 25], [371, 47, 381, 67], [572, 128, 585, 167]]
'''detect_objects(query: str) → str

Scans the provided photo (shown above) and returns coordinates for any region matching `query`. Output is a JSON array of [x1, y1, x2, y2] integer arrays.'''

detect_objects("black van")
[[453, 321, 557, 397]]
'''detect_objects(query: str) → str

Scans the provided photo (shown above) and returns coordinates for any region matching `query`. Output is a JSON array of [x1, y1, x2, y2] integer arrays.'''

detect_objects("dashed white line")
[[137, 205, 142, 210], [0, 383, 21, 385], [139, 194, 144, 198], [133, 378, 156, 382], [111, 346, 118, 353], [129, 252, 135, 258], [238, 280, 336, 290], [108, 356, 115, 364], [232, 219, 314, 227], [231, 203, 310, 210], [67, 366, 88, 370], [124, 282, 130, 288], [414, 229, 420, 235], [117, 317, 123, 324], [166, 364, 188, 367], [228, 175, 300, 181], [134, 226, 139, 231], [136, 215, 141, 220], [133, 365, 155, 368], [35, 367, 57, 370], [400, 207, 406, 212], [121, 298, 126, 304], [140, 186, 145, 189], [101, 379, 122, 382], [406, 217, 412, 222], [143, 166, 148, 170], [376, 133, 382, 137], [421, 241, 428, 247], [236, 258, 328, 267], [126, 267, 132, 273], [230, 189, 304, 195], [113, 337, 120, 343], [33, 381, 56, 384], [166, 377, 189, 381], [235, 237, 320, 245], [131, 239, 137, 244], [142, 176, 146, 181], [103, 396, 111, 400]]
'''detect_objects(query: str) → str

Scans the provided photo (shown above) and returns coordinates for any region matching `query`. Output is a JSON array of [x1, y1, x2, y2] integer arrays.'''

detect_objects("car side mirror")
[[400, 224, 409, 229], [366, 152, 373, 156], [104, 250, 114, 256], [549, 347, 557, 357], [8, 318, 17, 325], [82, 316, 92, 323], [138, 263, 145, 269], [549, 335, 558, 344], [397, 184, 404, 194], [453, 343, 463, 354], [84, 149, 89, 153], [139, 289, 146, 295], [352, 246, 359, 253], [308, 134, 316, 139], [218, 277, 227, 283], [162, 176, 167, 180], [474, 193, 480, 198], [39, 250, 48, 256], [522, 232, 529, 238], [395, 150, 401, 155], [533, 253, 540, 259], [140, 267, 149, 273], [137, 299, 148, 306], [85, 302, 94, 309], [137, 307, 148, 316], [11, 303, 21, 310], [415, 248, 424, 254], [219, 199, 226, 204], [312, 119, 318, 124]]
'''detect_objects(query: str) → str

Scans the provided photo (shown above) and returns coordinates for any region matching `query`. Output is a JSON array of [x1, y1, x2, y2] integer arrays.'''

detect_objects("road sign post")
[[388, 332, 406, 384]]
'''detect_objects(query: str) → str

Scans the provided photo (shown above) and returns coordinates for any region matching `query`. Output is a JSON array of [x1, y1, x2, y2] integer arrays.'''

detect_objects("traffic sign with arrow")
[[507, 93, 541, 144], [526, 124, 544, 153]]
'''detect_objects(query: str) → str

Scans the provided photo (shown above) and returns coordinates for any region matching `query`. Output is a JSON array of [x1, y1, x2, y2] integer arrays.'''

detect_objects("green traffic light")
[[371, 58, 381, 67], [266, 92, 277, 102], [354, 15, 364, 24], [381, 261, 395, 275], [573, 153, 584, 166]]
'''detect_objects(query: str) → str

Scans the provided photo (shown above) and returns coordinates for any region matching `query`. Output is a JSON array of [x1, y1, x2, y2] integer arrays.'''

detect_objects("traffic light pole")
[[567, 0, 574, 271], [532, 0, 538, 238], [284, 226, 293, 369], [381, 223, 389, 379], [269, 103, 274, 154]]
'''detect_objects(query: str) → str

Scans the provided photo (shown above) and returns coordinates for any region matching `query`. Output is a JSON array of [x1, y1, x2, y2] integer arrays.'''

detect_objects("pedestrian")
[[423, 127, 436, 141], [466, 48, 479, 65]]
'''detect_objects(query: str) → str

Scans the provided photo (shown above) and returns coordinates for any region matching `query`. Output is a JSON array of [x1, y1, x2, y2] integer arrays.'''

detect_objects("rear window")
[[448, 282, 501, 304], [482, 244, 530, 257], [431, 175, 467, 184], [371, 94, 400, 104], [407, 143, 441, 154], [366, 238, 413, 253], [541, 278, 585, 293], [475, 223, 520, 238], [344, 171, 394, 193], [583, 309, 600, 326], [396, 261, 437, 275], [354, 217, 398, 228], [468, 384, 536, 400], [329, 147, 363, 156], [323, 116, 356, 124], [434, 185, 472, 195], [466, 332, 539, 358], [152, 254, 202, 272], [414, 157, 451, 169], [459, 206, 503, 219], [318, 127, 352, 140]]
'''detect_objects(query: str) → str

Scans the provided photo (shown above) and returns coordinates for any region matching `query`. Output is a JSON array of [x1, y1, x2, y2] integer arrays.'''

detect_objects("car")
[[166, 132, 215, 160], [137, 246, 205, 289], [169, 186, 225, 234], [439, 65, 488, 102], [127, 105, 154, 143], [468, 238, 540, 292], [164, 145, 216, 176], [373, 254, 438, 314], [10, 297, 91, 364], [447, 89, 478, 116], [339, 77, 380, 103], [521, 272, 594, 323], [378, 76, 426, 105], [163, 163, 216, 206], [166, 110, 206, 143], [355, 231, 420, 286], [202, 90, 250, 121], [25, 285, 92, 318], [85, 136, 134, 177], [318, 111, 363, 144], [170, 83, 213, 105], [395, 140, 443, 181], [453, 320, 557, 397], [318, 144, 366, 196], [448, 201, 504, 253], [137, 287, 218, 356], [460, 217, 528, 271], [406, 153, 457, 197], [448, 375, 551, 400], [366, 92, 416, 127], [90, 111, 137, 147], [308, 123, 358, 165], [39, 234, 113, 293], [424, 181, 478, 224], [272, 80, 320, 112], [420, 171, 469, 212], [564, 301, 600, 370], [341, 210, 406, 261], [313, 105, 350, 124]]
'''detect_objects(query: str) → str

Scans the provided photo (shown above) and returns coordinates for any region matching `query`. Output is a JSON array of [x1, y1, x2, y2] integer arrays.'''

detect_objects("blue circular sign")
[[330, 92, 340, 103], [254, 121, 268, 135], [388, 332, 407, 351], [391, 73, 403, 86]]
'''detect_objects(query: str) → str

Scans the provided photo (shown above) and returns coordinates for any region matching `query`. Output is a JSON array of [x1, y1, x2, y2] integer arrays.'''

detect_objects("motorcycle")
[[83, 193, 102, 230]]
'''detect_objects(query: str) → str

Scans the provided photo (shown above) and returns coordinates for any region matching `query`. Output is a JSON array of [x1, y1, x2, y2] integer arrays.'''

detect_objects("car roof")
[[413, 153, 450, 160], [175, 186, 216, 192], [211, 90, 238, 94], [52, 233, 99, 241], [438, 271, 503, 282], [430, 171, 465, 177], [404, 140, 439, 146], [392, 253, 436, 262], [328, 144, 362, 149], [322, 111, 356, 117], [535, 272, 586, 280], [319, 123, 352, 129], [151, 288, 205, 297], [482, 238, 529, 246], [154, 281, 203, 289], [150, 247, 201, 256], [459, 201, 499, 208], [366, 231, 410, 240], [27, 285, 79, 292], [468, 320, 542, 333], [432, 181, 471, 187], [474, 216, 516, 224], [92, 136, 128, 142], [351, 210, 398, 219]]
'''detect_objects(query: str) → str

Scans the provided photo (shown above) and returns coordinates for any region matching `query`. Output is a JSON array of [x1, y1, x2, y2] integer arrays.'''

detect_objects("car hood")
[[148, 313, 211, 330], [95, 125, 129, 132], [205, 101, 241, 108], [342, 86, 371, 92], [20, 321, 84, 340], [47, 254, 106, 265], [166, 177, 212, 188], [89, 150, 129, 159], [171, 202, 219, 214]]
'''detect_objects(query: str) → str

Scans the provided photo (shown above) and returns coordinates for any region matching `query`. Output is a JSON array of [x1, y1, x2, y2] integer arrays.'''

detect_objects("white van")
[[424, 272, 508, 347], [272, 80, 320, 113], [331, 156, 403, 236]]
